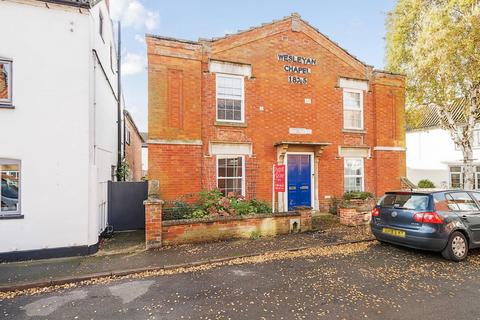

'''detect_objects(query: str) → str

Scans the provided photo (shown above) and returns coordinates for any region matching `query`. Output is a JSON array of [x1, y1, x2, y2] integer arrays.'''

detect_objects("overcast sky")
[[110, 0, 397, 133]]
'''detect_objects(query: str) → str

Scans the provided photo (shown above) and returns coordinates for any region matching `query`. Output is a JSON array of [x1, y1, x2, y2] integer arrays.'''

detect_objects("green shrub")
[[343, 191, 374, 201], [166, 190, 273, 220], [417, 179, 435, 188], [163, 201, 193, 220], [196, 189, 229, 216], [230, 199, 255, 215], [189, 208, 207, 219], [250, 199, 272, 213], [198, 189, 224, 209]]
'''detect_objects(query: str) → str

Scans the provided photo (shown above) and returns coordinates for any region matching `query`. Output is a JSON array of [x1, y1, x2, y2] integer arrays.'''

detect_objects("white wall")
[[406, 128, 480, 188], [89, 0, 120, 239], [0, 0, 119, 254]]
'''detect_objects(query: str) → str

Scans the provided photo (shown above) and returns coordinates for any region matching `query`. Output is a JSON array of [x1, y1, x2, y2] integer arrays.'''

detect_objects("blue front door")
[[287, 154, 311, 211]]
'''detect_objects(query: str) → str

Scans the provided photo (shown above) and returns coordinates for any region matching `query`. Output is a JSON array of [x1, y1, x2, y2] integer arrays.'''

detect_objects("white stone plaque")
[[289, 128, 312, 135]]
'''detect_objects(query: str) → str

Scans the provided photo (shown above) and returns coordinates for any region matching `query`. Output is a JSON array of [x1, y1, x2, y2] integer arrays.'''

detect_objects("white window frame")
[[215, 73, 245, 123], [0, 158, 21, 216], [475, 171, 480, 190], [0, 59, 12, 106], [448, 165, 480, 189], [216, 155, 245, 196], [343, 88, 364, 130], [344, 157, 365, 192], [449, 166, 463, 189]]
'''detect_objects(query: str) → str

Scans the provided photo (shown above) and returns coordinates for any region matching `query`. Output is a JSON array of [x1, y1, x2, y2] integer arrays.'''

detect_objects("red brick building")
[[124, 110, 145, 181], [147, 14, 406, 212]]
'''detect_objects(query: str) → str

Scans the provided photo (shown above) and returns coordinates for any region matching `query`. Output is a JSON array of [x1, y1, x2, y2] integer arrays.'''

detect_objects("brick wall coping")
[[162, 212, 301, 227]]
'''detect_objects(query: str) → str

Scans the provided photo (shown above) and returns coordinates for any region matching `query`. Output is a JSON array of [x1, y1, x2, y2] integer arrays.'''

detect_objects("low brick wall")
[[162, 211, 311, 246], [339, 208, 372, 226]]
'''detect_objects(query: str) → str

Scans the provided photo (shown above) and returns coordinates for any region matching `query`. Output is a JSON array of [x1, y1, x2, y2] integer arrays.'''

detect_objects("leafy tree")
[[405, 105, 428, 129], [386, 0, 480, 189]]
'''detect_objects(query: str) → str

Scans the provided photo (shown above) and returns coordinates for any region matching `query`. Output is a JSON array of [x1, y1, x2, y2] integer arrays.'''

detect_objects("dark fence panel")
[[108, 181, 148, 231]]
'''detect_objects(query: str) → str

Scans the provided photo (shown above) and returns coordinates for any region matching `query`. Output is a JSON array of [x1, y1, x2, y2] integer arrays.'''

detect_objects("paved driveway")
[[2, 241, 480, 319]]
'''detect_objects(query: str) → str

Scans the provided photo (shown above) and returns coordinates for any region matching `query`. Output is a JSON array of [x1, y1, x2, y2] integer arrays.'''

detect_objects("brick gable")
[[147, 14, 406, 210]]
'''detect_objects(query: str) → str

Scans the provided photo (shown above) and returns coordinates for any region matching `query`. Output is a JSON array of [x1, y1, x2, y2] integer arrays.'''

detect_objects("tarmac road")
[[2, 241, 480, 320]]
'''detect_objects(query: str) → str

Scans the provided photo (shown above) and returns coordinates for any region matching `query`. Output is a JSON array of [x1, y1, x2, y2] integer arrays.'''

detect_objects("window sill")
[[0, 104, 14, 109], [0, 214, 24, 220], [343, 129, 366, 134], [214, 121, 247, 128]]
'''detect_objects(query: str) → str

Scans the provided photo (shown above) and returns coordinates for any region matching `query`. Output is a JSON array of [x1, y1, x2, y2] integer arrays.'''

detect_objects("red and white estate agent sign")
[[274, 164, 286, 192]]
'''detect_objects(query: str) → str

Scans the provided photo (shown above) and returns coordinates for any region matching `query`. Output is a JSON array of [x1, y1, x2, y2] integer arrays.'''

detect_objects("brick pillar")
[[294, 206, 312, 231], [144, 180, 164, 249]]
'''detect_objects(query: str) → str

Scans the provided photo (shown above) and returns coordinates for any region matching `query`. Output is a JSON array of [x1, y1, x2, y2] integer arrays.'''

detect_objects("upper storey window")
[[0, 60, 12, 106], [216, 74, 244, 123], [343, 89, 363, 130]]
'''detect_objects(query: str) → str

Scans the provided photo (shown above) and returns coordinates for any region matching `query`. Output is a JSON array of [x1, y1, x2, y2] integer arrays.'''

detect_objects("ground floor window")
[[217, 156, 244, 196], [1, 159, 20, 214], [449, 166, 463, 188], [344, 158, 364, 192], [448, 165, 480, 189]]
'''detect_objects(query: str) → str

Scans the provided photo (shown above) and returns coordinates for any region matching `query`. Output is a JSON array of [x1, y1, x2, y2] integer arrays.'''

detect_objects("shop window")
[[1, 159, 20, 215], [216, 74, 244, 123], [343, 89, 363, 130], [344, 158, 364, 192], [217, 156, 244, 196], [0, 60, 12, 106]]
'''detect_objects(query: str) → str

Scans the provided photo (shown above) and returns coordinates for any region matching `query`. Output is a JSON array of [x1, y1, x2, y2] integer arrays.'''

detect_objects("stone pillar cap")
[[144, 199, 165, 205]]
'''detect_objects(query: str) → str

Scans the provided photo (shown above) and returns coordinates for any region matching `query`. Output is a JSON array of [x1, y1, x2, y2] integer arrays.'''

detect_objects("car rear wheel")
[[442, 231, 468, 262]]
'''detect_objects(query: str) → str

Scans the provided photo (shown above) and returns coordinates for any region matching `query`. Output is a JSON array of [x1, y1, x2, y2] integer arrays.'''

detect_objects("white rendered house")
[[0, 0, 122, 260], [406, 101, 480, 189]]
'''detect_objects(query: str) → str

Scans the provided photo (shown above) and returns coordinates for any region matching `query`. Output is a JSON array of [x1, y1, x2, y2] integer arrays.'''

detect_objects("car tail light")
[[413, 212, 424, 223], [371, 207, 380, 217], [413, 212, 444, 224]]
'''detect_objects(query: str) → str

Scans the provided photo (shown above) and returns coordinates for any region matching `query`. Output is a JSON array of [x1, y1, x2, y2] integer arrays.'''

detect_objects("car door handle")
[[461, 215, 468, 220]]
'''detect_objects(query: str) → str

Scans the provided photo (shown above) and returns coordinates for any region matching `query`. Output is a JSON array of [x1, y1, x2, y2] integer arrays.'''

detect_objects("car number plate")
[[382, 228, 406, 238]]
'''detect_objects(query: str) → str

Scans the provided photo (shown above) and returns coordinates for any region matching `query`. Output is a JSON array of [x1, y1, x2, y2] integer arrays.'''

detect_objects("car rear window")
[[379, 193, 429, 211]]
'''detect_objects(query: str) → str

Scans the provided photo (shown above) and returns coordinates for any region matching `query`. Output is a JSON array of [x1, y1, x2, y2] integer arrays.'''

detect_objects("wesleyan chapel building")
[[147, 14, 406, 212]]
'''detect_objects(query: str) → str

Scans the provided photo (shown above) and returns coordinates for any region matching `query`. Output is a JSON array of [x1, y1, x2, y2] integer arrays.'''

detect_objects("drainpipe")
[[116, 21, 122, 180]]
